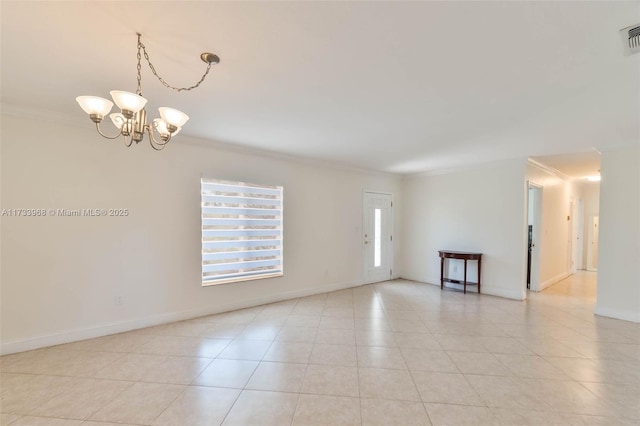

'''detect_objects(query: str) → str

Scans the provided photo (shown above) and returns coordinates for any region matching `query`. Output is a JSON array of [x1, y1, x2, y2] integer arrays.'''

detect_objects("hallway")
[[540, 271, 597, 301]]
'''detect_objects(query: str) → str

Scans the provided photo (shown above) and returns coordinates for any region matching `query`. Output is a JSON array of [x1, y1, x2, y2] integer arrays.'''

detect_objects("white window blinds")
[[201, 178, 283, 285]]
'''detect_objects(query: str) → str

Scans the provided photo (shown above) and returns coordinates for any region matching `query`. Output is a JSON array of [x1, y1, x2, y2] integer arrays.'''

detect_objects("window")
[[201, 178, 283, 285]]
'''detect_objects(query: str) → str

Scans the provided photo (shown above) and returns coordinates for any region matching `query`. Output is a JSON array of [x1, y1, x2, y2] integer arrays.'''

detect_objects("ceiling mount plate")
[[201, 53, 220, 65]]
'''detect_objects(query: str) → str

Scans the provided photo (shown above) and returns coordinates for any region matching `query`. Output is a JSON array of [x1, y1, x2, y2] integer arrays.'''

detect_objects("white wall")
[[525, 162, 574, 290], [400, 159, 527, 300], [573, 180, 600, 270], [596, 145, 640, 323], [0, 113, 402, 354]]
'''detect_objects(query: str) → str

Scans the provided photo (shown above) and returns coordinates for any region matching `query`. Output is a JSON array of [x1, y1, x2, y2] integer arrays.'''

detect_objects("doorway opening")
[[527, 183, 542, 291], [575, 179, 600, 272]]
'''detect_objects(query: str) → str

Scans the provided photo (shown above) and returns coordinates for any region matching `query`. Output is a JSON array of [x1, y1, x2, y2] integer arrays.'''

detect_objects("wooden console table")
[[439, 250, 482, 294]]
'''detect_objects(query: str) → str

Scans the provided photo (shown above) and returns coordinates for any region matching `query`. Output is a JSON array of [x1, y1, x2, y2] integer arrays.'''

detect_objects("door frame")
[[575, 198, 584, 270], [586, 215, 599, 271], [526, 182, 543, 292], [567, 199, 575, 274], [362, 190, 394, 285]]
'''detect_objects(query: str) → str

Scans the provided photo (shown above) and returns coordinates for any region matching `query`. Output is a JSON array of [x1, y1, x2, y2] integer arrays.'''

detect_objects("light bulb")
[[109, 113, 125, 128], [110, 112, 132, 135], [154, 118, 181, 136]]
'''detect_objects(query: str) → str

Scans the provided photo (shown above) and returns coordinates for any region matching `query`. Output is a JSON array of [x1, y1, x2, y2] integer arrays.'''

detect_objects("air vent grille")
[[620, 24, 640, 55]]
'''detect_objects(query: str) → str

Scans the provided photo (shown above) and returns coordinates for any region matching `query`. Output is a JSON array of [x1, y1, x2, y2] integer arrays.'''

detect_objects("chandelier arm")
[[137, 33, 214, 92], [79, 33, 209, 149], [124, 134, 134, 147], [147, 125, 172, 148], [95, 122, 123, 140], [150, 141, 166, 151]]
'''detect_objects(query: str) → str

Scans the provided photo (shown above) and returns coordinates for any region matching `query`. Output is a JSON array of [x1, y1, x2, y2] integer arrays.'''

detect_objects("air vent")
[[620, 24, 640, 55]]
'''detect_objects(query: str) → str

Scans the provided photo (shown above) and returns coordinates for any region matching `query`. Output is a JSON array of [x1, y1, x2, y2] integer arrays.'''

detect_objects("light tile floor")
[[1, 271, 639, 425]]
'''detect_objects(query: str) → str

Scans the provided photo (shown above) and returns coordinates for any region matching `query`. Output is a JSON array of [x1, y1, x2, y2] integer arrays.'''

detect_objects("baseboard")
[[398, 275, 525, 300], [481, 286, 526, 300], [0, 279, 363, 355], [398, 273, 435, 285], [594, 305, 640, 323], [538, 271, 572, 291]]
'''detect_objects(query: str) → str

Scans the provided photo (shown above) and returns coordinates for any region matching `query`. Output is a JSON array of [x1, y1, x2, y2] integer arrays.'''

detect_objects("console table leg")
[[478, 258, 481, 294], [463, 259, 468, 294], [440, 257, 444, 290]]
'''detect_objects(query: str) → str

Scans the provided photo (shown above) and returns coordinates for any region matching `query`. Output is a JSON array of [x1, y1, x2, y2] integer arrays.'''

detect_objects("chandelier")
[[76, 33, 219, 150]]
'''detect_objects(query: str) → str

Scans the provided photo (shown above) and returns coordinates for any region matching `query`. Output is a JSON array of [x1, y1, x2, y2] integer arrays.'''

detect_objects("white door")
[[363, 192, 393, 284], [587, 216, 599, 271]]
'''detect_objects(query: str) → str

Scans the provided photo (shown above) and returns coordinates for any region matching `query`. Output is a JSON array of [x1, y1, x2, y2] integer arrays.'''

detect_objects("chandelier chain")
[[137, 33, 213, 93], [77, 32, 218, 150], [136, 36, 143, 96]]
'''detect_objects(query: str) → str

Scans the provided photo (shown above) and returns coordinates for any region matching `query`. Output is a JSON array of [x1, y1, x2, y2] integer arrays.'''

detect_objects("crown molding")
[[526, 158, 571, 181], [595, 142, 639, 153], [1, 102, 400, 180], [178, 133, 401, 179], [401, 156, 527, 181], [1, 102, 88, 129]]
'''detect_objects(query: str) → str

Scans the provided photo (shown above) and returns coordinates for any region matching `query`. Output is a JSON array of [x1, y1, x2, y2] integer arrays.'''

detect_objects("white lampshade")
[[153, 118, 181, 136], [110, 90, 147, 113], [76, 96, 113, 116], [158, 107, 189, 128], [109, 113, 126, 128]]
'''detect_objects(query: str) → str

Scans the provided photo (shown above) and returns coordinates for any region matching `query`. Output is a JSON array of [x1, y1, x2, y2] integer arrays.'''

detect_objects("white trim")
[[193, 138, 397, 177], [398, 273, 431, 283], [595, 143, 637, 153], [0, 279, 362, 356], [0, 104, 398, 179], [399, 275, 525, 301], [538, 271, 572, 291], [1, 103, 88, 129], [481, 286, 526, 301], [402, 157, 528, 180], [526, 158, 571, 181], [594, 305, 640, 323], [4, 104, 635, 178], [362, 189, 394, 196], [586, 215, 599, 272], [526, 182, 543, 292]]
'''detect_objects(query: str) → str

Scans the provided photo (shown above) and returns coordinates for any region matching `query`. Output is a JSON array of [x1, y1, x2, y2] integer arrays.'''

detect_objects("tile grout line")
[[351, 287, 363, 426]]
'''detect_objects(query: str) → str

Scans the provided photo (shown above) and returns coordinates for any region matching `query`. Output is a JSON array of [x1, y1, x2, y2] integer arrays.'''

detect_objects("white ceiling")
[[1, 1, 638, 175]]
